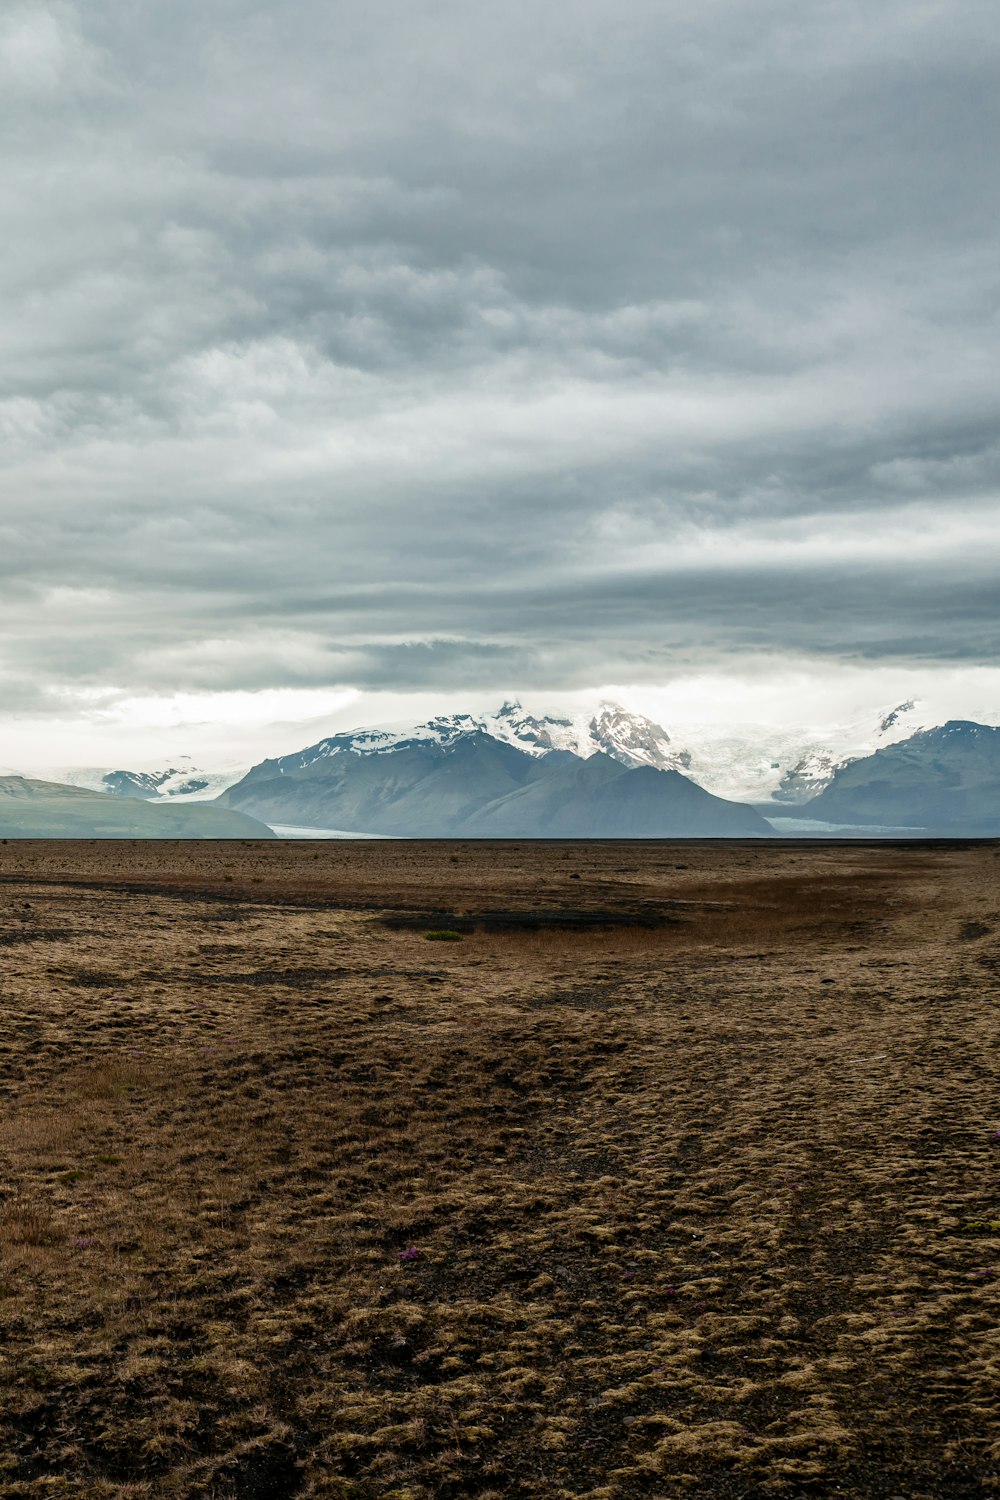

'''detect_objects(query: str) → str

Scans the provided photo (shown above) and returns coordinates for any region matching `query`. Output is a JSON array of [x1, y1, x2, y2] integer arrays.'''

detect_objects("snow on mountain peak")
[[478, 700, 688, 770], [588, 701, 689, 771], [43, 757, 247, 802], [280, 702, 690, 775], [765, 700, 940, 804]]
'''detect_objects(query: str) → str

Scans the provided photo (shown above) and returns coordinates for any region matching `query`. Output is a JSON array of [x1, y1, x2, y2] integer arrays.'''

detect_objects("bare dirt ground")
[[0, 838, 999, 1498]]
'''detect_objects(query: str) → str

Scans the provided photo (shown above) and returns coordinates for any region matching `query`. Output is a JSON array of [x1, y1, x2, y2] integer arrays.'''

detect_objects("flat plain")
[[1, 838, 999, 1499]]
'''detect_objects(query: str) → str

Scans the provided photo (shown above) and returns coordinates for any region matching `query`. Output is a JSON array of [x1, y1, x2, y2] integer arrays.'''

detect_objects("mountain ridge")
[[803, 720, 1000, 834], [218, 730, 771, 838], [251, 700, 687, 777]]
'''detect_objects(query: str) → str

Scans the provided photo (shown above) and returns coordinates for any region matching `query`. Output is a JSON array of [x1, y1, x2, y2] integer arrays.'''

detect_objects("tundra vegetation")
[[0, 838, 998, 1497]]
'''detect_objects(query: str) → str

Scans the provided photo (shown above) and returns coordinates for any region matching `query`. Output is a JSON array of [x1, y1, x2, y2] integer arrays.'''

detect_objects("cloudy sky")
[[2, 0, 999, 767]]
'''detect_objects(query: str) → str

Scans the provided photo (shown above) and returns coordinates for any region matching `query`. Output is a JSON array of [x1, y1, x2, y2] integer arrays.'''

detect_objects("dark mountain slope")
[[218, 736, 772, 837], [217, 733, 539, 833], [804, 721, 1000, 832], [464, 753, 769, 836]]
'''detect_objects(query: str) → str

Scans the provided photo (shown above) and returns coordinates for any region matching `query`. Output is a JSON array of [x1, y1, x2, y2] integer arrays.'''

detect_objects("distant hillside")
[[217, 732, 771, 837], [0, 777, 275, 839], [804, 722, 1000, 833]]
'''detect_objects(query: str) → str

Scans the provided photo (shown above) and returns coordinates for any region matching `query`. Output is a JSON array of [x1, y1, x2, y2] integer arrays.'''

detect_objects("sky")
[[2, 0, 1000, 770]]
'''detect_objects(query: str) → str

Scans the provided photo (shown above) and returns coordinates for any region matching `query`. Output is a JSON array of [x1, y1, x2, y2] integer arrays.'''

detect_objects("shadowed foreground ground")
[[0, 838, 999, 1498]]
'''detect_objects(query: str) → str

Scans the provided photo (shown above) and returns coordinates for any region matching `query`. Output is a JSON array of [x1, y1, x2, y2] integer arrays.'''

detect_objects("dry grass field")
[[0, 837, 999, 1498]]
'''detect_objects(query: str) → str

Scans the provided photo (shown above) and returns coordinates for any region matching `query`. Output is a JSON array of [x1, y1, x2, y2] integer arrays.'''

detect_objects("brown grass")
[[0, 838, 997, 1496]]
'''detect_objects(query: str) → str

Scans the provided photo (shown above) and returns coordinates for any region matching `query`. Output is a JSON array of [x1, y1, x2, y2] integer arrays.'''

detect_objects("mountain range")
[[6, 699, 1000, 837], [45, 697, 987, 806]]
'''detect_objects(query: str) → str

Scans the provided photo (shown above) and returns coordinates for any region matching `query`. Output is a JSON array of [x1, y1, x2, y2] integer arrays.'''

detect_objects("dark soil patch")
[[0, 929, 75, 947], [380, 905, 683, 933]]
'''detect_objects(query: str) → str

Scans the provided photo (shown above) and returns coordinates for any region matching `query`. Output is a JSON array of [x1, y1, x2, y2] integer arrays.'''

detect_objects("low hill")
[[217, 733, 772, 837], [0, 776, 275, 839]]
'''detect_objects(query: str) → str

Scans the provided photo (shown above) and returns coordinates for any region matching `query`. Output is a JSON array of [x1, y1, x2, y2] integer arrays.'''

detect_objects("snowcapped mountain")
[[220, 729, 772, 837], [803, 720, 1000, 833], [589, 703, 690, 771], [767, 700, 949, 804], [44, 758, 247, 803], [669, 699, 1000, 804], [266, 701, 691, 776]]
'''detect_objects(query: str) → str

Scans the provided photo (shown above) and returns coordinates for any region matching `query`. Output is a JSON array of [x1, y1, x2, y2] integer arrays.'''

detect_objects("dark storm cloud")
[[1, 0, 998, 705]]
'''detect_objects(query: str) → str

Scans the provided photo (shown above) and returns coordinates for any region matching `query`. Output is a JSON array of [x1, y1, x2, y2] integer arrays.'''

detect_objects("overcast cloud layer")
[[2, 0, 999, 757]]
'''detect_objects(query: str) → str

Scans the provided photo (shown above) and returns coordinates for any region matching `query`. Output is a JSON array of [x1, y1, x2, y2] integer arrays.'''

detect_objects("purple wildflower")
[[398, 1247, 422, 1262]]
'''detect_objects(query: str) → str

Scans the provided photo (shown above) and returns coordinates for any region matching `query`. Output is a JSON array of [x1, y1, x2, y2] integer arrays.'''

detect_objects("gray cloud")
[[2, 0, 999, 718]]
